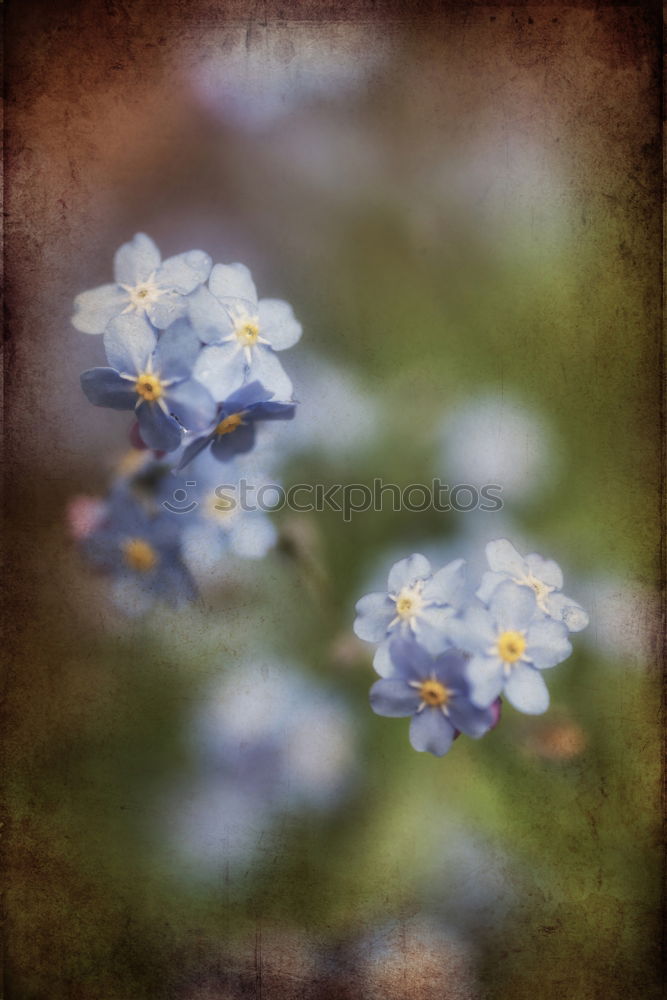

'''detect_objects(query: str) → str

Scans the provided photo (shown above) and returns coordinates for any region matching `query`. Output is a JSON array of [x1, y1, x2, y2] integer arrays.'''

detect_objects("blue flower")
[[81, 485, 197, 609], [188, 263, 302, 400], [477, 538, 589, 632], [353, 554, 465, 676], [72, 233, 212, 334], [369, 639, 498, 756], [80, 314, 216, 451], [155, 451, 279, 561], [176, 380, 296, 470], [453, 580, 572, 715]]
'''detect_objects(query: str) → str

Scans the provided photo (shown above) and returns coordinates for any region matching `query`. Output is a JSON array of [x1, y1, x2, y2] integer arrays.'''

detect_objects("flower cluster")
[[72, 233, 301, 606], [354, 539, 589, 756]]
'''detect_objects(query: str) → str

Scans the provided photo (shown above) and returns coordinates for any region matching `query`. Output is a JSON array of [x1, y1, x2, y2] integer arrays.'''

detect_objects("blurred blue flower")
[[157, 450, 279, 562], [370, 639, 498, 757], [81, 486, 197, 610], [72, 232, 212, 333], [80, 314, 216, 451], [438, 393, 557, 504], [193, 659, 356, 811], [189, 263, 301, 400], [166, 659, 356, 876], [453, 580, 572, 715], [177, 380, 295, 470], [477, 538, 589, 632], [353, 554, 465, 676]]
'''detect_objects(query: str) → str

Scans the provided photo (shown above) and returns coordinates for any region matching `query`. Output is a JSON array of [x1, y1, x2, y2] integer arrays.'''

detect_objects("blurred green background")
[[5, 3, 662, 998]]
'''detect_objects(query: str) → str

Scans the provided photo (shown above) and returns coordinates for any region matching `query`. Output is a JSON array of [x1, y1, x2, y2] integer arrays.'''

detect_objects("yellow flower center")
[[394, 585, 424, 620], [215, 412, 245, 436], [497, 630, 526, 663], [204, 491, 237, 521], [135, 373, 163, 401], [419, 679, 450, 707], [124, 278, 163, 311], [234, 318, 260, 346], [122, 537, 158, 572]]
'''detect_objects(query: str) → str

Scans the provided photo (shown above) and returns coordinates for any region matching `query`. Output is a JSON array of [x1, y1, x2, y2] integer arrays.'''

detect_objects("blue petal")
[[209, 262, 258, 306], [476, 570, 507, 605], [372, 641, 394, 678], [430, 648, 469, 688], [153, 319, 202, 380], [447, 605, 496, 654], [413, 607, 456, 655], [193, 343, 247, 401], [387, 553, 431, 594], [489, 580, 538, 632], [165, 379, 217, 432], [80, 367, 136, 409], [525, 553, 563, 589], [485, 538, 526, 576], [223, 380, 274, 412], [353, 592, 394, 642], [104, 313, 157, 376], [211, 422, 256, 460], [137, 401, 183, 452], [504, 664, 549, 714], [175, 433, 214, 471], [369, 678, 420, 718], [546, 592, 590, 632], [386, 637, 435, 681], [187, 285, 235, 343], [409, 709, 455, 756], [258, 298, 302, 350], [465, 655, 505, 708], [525, 619, 572, 669], [113, 233, 161, 285], [72, 284, 128, 334], [421, 558, 465, 606], [251, 401, 296, 421], [447, 696, 497, 739], [146, 293, 189, 330], [247, 346, 293, 399], [156, 250, 212, 294]]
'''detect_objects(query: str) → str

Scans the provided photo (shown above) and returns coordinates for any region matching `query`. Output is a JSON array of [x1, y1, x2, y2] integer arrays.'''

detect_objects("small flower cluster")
[[72, 234, 301, 606], [354, 539, 589, 757]]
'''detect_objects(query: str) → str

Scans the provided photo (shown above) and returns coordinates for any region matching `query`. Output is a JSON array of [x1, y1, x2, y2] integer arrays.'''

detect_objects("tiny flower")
[[189, 263, 301, 400], [177, 380, 295, 470], [80, 314, 216, 451], [353, 554, 465, 676], [477, 538, 589, 632], [455, 580, 572, 715], [81, 486, 197, 608], [71, 232, 212, 334], [369, 639, 498, 757]]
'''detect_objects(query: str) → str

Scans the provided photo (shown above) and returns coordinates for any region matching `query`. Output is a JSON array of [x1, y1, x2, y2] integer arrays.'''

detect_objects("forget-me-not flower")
[[81, 314, 216, 451], [156, 451, 279, 561], [72, 232, 212, 334], [353, 554, 465, 676], [177, 380, 296, 470], [81, 486, 197, 609], [189, 263, 302, 400], [477, 538, 589, 632], [369, 639, 499, 757], [454, 580, 572, 715]]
